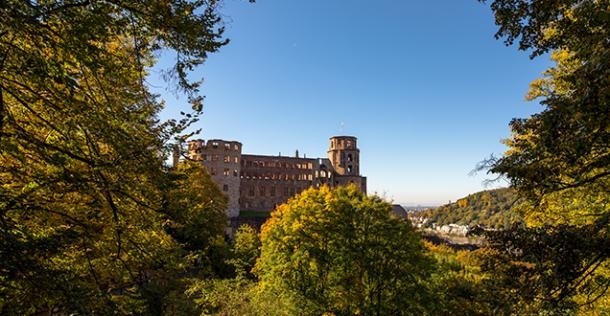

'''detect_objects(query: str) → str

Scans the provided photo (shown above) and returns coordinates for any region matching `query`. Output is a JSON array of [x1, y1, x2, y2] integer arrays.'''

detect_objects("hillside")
[[421, 188, 522, 230]]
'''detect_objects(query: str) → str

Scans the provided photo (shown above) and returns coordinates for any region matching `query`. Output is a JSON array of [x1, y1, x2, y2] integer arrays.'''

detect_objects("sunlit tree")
[[256, 185, 434, 315]]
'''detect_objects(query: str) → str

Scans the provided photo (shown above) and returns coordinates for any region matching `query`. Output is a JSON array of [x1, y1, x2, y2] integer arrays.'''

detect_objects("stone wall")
[[239, 154, 318, 212], [187, 136, 368, 231], [188, 139, 242, 218]]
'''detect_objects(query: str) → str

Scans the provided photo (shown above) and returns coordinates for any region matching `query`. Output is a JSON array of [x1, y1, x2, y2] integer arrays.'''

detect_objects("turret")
[[327, 136, 360, 176]]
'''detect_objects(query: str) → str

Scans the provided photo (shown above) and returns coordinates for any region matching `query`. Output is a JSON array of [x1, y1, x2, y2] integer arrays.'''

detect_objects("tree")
[[480, 0, 609, 223], [478, 0, 610, 312], [256, 185, 434, 315], [0, 0, 237, 313], [165, 161, 229, 274], [228, 224, 261, 279]]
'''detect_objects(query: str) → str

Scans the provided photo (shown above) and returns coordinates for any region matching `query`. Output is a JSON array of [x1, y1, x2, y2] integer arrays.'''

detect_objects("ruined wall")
[[333, 175, 367, 195], [239, 155, 318, 212], [187, 136, 368, 225], [188, 139, 242, 218]]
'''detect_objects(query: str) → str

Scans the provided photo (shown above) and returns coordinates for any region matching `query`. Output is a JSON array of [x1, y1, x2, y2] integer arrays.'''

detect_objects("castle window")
[[308, 174, 313, 181], [347, 165, 353, 173], [223, 184, 229, 192], [347, 154, 353, 162], [224, 155, 230, 163], [234, 144, 239, 150], [308, 163, 313, 169], [233, 169, 238, 177], [212, 142, 219, 148], [234, 156, 239, 163], [321, 170, 326, 177], [224, 143, 230, 150], [223, 168, 230, 176]]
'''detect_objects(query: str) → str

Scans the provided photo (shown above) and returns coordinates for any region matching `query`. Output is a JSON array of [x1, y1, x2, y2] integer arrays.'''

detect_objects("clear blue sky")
[[150, 0, 551, 206]]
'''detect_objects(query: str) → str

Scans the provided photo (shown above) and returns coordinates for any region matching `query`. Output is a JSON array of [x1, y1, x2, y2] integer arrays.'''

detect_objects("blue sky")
[[150, 0, 552, 206]]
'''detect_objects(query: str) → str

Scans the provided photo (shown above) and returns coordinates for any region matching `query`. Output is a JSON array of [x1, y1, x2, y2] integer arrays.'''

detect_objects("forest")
[[0, 0, 608, 314], [421, 188, 523, 229]]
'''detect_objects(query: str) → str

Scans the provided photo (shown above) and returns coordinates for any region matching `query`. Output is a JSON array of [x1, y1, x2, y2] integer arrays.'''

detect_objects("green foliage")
[[187, 276, 299, 316], [479, 0, 610, 225], [228, 225, 261, 279], [256, 185, 435, 315], [164, 161, 231, 278], [187, 277, 257, 316], [425, 243, 512, 316], [0, 0, 236, 313], [423, 188, 522, 229], [475, 225, 610, 314], [477, 0, 610, 312]]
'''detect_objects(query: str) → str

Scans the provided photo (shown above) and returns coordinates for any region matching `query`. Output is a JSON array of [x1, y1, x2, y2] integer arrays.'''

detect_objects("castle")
[[187, 136, 367, 221]]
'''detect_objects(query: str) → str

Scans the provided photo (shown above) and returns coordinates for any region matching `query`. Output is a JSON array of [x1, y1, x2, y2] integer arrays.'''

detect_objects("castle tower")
[[188, 139, 242, 218], [328, 136, 360, 176]]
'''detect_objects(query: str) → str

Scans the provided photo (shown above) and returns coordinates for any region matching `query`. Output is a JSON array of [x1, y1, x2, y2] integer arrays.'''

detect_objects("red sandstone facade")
[[187, 136, 367, 219]]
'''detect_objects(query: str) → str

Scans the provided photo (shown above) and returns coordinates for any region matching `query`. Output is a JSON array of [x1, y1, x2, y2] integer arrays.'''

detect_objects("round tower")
[[327, 136, 360, 176]]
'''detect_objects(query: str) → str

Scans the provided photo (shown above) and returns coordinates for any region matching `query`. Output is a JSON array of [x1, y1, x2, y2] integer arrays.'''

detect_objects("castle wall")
[[239, 155, 318, 212], [187, 136, 367, 226], [188, 139, 242, 218], [333, 175, 367, 194]]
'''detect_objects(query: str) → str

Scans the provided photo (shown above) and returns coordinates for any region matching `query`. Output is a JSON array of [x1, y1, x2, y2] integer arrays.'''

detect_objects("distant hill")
[[421, 188, 522, 230]]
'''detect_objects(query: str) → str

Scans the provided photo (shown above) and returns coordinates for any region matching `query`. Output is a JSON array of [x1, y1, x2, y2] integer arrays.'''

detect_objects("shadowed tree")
[[0, 0, 248, 313], [478, 0, 610, 313]]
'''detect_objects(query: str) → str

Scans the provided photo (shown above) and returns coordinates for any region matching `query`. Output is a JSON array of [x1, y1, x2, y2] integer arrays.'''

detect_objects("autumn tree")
[[478, 0, 610, 312], [256, 185, 434, 315], [0, 0, 240, 313], [228, 224, 261, 279], [187, 225, 262, 315]]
